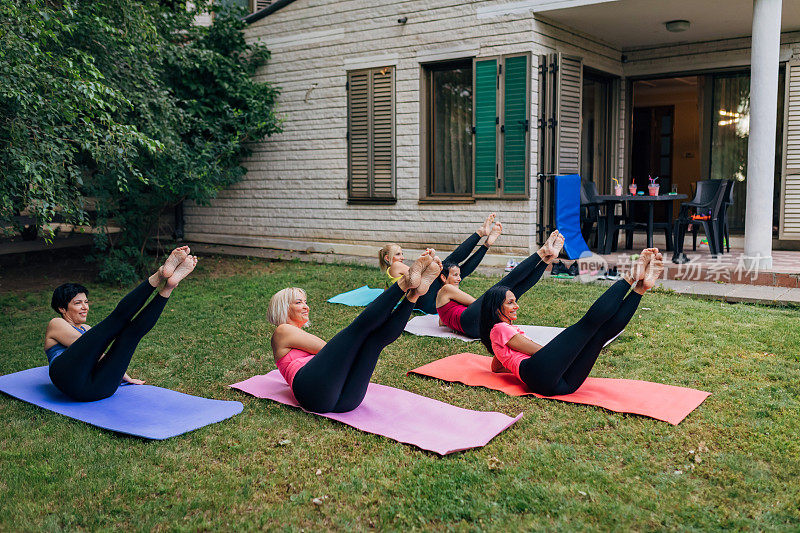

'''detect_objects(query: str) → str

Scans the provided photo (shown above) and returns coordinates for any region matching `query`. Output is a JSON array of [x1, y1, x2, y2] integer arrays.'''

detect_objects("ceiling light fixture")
[[665, 20, 690, 33]]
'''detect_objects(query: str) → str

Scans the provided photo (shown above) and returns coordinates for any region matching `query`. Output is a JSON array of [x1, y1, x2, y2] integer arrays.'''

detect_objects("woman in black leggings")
[[44, 247, 197, 401], [269, 250, 442, 413], [436, 230, 565, 338], [379, 213, 502, 314], [479, 249, 663, 395]]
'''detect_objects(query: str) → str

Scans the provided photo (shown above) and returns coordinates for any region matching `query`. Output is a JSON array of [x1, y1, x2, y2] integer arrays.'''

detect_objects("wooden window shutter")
[[474, 58, 499, 196], [780, 60, 800, 239], [555, 53, 583, 174], [502, 54, 529, 196], [254, 0, 271, 11], [347, 67, 395, 201], [347, 71, 370, 199], [371, 67, 395, 199]]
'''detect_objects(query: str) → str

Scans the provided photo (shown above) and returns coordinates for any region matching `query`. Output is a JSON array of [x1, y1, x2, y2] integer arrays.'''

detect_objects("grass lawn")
[[1, 256, 799, 531]]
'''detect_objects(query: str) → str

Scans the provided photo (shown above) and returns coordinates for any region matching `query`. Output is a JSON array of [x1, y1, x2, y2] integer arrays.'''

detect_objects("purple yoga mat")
[[230, 370, 522, 455], [0, 366, 243, 439]]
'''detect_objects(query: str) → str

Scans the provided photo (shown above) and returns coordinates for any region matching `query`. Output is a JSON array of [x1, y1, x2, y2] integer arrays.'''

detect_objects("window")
[[709, 70, 785, 232], [347, 66, 395, 202], [425, 60, 474, 196], [218, 0, 271, 14], [424, 54, 530, 199]]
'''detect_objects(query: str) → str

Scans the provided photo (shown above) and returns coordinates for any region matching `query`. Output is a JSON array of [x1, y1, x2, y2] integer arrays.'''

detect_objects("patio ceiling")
[[536, 0, 800, 50]]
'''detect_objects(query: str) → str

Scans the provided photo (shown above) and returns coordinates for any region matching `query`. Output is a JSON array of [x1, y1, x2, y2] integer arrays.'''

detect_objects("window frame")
[[421, 53, 531, 202]]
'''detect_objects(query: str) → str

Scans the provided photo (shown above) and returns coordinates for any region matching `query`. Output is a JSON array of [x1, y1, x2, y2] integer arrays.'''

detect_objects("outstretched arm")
[[435, 283, 476, 308], [45, 318, 84, 348], [506, 333, 543, 356], [271, 324, 327, 360]]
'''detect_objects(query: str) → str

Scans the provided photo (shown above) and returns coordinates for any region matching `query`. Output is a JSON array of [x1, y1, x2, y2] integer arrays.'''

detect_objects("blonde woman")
[[377, 213, 501, 314], [269, 250, 442, 413]]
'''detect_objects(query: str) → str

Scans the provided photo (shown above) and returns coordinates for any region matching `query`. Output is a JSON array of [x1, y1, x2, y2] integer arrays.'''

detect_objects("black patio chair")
[[717, 180, 735, 253], [672, 180, 727, 262], [690, 180, 733, 253]]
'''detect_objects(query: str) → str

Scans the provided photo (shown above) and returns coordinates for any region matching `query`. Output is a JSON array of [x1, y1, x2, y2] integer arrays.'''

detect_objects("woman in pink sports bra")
[[479, 249, 663, 396], [435, 229, 564, 338], [268, 250, 442, 413]]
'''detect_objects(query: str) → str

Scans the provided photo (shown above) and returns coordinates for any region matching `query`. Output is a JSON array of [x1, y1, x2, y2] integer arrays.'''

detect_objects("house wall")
[[184, 0, 622, 258]]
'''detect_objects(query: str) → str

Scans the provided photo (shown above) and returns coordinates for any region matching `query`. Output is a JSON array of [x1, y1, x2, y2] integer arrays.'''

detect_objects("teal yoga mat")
[[327, 285, 384, 306]]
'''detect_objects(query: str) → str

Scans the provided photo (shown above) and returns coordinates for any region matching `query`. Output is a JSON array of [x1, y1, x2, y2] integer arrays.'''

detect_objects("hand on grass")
[[123, 373, 145, 385]]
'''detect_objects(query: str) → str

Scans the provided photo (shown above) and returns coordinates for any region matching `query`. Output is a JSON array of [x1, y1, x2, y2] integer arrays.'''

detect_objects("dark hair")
[[439, 261, 459, 280], [479, 285, 514, 356], [51, 283, 89, 314]]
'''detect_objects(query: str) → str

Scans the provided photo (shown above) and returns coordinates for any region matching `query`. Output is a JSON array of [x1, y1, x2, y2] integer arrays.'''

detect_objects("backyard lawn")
[[1, 256, 799, 530]]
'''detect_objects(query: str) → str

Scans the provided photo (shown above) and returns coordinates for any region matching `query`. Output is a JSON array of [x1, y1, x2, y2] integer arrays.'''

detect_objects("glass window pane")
[[660, 115, 672, 134], [710, 73, 750, 232], [430, 65, 473, 195], [660, 136, 671, 156], [660, 156, 670, 175]]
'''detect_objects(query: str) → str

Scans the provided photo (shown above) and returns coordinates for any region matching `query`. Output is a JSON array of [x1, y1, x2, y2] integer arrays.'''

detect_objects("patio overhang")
[[529, 0, 800, 50]]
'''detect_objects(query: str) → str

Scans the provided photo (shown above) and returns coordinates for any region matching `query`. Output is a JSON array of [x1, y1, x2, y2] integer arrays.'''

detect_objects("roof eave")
[[244, 0, 297, 24]]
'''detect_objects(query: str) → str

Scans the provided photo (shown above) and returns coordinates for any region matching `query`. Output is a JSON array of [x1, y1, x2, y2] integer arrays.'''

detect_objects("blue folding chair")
[[554, 174, 591, 260]]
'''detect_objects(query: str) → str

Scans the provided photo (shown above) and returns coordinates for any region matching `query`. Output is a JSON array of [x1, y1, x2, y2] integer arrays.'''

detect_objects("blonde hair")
[[378, 243, 401, 272], [267, 287, 307, 326]]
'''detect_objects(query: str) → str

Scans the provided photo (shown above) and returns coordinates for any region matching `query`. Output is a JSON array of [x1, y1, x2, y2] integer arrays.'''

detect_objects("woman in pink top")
[[436, 229, 565, 338], [479, 249, 664, 396], [268, 250, 442, 413]]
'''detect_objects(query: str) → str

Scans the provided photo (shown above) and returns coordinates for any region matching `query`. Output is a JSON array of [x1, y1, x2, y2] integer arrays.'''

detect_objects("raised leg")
[[517, 279, 633, 395], [75, 295, 169, 401], [330, 297, 416, 412]]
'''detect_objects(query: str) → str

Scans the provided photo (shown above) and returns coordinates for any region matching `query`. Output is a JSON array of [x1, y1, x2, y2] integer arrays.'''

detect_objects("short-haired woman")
[[269, 250, 442, 413], [44, 247, 196, 401]]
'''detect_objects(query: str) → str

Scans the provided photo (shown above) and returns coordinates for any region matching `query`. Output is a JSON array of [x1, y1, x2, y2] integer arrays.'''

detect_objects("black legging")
[[291, 283, 414, 413], [458, 251, 549, 338], [519, 279, 641, 396], [49, 280, 167, 401], [414, 232, 488, 314]]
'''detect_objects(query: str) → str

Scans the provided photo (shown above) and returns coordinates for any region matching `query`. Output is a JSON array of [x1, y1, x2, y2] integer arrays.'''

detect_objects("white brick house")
[[185, 0, 800, 269]]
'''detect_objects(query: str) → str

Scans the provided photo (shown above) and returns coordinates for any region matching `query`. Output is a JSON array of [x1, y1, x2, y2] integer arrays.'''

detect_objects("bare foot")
[[491, 356, 510, 374], [160, 246, 190, 280], [485, 222, 503, 247], [626, 248, 654, 285], [537, 230, 564, 264], [478, 213, 496, 237], [400, 249, 434, 292], [165, 255, 198, 291], [637, 251, 664, 294], [408, 256, 443, 300]]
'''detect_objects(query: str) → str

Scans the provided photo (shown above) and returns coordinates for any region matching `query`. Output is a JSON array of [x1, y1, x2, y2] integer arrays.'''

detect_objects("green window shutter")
[[474, 59, 498, 195], [503, 55, 528, 195]]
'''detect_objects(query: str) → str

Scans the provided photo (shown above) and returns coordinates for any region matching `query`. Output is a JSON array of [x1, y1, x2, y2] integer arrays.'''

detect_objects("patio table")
[[595, 194, 688, 254]]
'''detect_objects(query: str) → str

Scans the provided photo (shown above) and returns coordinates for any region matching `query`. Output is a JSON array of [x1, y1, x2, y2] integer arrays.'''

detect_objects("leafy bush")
[[0, 0, 281, 283]]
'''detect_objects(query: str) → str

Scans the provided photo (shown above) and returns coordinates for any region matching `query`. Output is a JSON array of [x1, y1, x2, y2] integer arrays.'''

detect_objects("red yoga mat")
[[409, 353, 710, 425]]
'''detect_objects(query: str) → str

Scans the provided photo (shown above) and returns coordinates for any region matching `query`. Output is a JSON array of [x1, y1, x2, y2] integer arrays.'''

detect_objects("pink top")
[[275, 348, 315, 388], [437, 300, 467, 333], [490, 322, 532, 379]]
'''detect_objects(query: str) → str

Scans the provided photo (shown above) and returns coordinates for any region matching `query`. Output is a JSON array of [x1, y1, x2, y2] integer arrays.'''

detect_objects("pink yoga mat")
[[409, 353, 710, 425], [230, 370, 522, 455]]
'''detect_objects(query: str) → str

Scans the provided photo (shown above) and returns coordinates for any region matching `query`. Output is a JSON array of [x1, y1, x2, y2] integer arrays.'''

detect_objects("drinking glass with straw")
[[648, 176, 660, 196]]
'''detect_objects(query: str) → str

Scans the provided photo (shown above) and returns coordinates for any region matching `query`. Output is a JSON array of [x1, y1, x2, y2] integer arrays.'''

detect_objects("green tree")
[[0, 0, 281, 283]]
